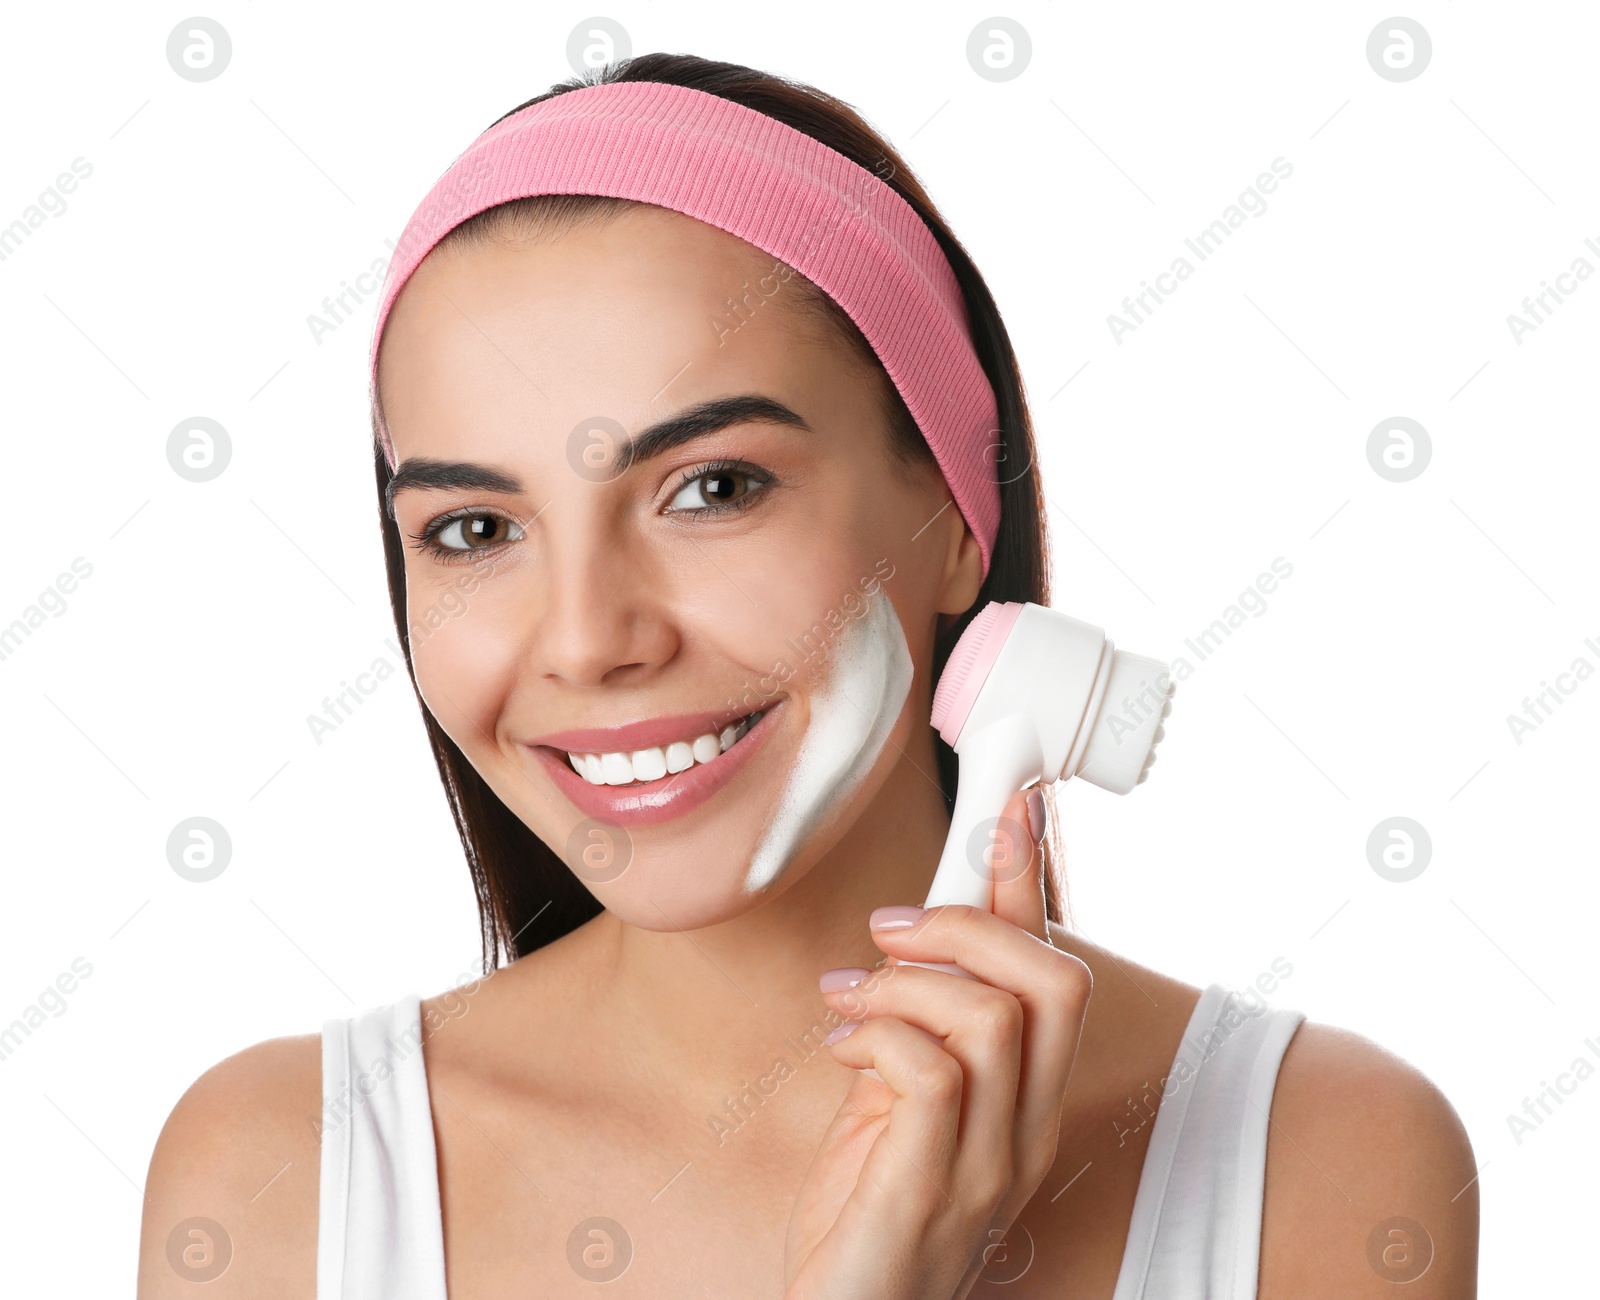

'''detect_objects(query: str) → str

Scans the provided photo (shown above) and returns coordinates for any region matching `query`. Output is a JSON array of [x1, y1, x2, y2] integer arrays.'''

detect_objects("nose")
[[529, 520, 679, 689]]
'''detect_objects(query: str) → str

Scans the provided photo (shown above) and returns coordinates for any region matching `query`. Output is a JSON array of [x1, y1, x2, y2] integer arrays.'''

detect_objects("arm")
[[1259, 1021, 1480, 1297], [137, 1034, 323, 1299]]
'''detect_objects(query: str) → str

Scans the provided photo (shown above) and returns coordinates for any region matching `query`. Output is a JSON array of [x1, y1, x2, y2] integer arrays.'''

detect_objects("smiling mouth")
[[527, 699, 785, 828], [546, 707, 768, 789]]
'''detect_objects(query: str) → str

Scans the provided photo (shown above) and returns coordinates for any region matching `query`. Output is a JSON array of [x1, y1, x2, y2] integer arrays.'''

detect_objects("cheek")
[[406, 591, 517, 746], [742, 583, 915, 894], [693, 570, 849, 693]]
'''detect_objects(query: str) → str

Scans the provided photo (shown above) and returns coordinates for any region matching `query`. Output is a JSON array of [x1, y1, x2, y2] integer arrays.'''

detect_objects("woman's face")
[[377, 205, 980, 930]]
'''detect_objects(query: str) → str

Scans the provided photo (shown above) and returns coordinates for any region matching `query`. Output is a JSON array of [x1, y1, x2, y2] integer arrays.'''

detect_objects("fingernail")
[[819, 966, 871, 992], [824, 1021, 861, 1045], [1027, 787, 1047, 844], [870, 904, 925, 931]]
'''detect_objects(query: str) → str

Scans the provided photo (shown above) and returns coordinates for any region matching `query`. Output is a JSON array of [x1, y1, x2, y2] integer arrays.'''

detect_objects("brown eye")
[[703, 472, 743, 504], [667, 464, 772, 515], [417, 510, 525, 559]]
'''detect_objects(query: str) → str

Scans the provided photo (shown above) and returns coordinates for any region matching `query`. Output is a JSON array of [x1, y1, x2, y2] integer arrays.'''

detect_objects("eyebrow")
[[384, 394, 811, 521]]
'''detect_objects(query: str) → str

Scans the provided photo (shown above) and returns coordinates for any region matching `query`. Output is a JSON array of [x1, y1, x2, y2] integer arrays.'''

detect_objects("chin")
[[591, 871, 781, 934], [564, 739, 897, 934]]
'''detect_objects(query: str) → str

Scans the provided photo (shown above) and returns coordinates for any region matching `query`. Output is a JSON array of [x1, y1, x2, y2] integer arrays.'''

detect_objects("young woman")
[[138, 54, 1479, 1299]]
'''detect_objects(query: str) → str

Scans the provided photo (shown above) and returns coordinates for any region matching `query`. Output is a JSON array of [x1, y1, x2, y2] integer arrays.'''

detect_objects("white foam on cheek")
[[742, 586, 914, 894]]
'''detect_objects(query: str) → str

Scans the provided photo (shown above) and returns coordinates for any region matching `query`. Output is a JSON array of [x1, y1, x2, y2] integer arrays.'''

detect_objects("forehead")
[[376, 205, 860, 466]]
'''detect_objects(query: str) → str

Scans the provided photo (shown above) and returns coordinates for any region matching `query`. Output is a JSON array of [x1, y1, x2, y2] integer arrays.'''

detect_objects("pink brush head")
[[930, 601, 1024, 746]]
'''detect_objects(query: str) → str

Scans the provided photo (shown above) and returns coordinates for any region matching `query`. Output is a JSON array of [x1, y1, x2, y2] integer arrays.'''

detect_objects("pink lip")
[[527, 699, 783, 827], [528, 704, 758, 754]]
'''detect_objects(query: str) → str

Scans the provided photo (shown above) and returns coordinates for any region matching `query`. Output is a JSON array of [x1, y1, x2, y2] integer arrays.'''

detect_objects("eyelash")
[[408, 507, 524, 564], [668, 458, 776, 520], [407, 459, 776, 564]]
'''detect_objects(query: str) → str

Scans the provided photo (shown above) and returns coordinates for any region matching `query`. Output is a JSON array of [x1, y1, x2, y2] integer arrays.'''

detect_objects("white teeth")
[[630, 747, 668, 782], [567, 711, 764, 787]]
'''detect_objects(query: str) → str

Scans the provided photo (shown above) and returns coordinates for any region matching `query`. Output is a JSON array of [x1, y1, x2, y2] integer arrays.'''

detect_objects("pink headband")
[[368, 79, 1002, 578]]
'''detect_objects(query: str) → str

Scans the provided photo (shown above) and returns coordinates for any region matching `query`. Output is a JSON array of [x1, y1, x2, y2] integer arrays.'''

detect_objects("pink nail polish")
[[870, 904, 925, 931], [819, 967, 870, 993], [824, 1021, 861, 1046], [1027, 786, 1047, 843]]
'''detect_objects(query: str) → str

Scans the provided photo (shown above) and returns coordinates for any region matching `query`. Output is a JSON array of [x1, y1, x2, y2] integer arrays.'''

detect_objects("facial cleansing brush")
[[904, 601, 1175, 977]]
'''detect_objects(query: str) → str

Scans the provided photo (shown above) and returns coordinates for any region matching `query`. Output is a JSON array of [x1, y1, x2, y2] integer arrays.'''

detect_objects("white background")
[[1, 1, 1593, 1292]]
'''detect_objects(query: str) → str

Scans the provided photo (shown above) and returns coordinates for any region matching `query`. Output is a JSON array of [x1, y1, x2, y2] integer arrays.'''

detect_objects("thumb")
[[988, 783, 1050, 943]]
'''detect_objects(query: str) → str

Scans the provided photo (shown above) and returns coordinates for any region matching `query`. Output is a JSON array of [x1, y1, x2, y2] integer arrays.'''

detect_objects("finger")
[[987, 784, 1048, 944], [823, 1015, 965, 1222], [869, 903, 1090, 1148], [823, 960, 1023, 1193]]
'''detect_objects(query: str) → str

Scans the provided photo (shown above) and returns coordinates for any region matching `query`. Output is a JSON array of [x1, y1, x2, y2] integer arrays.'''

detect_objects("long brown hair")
[[372, 53, 1065, 975]]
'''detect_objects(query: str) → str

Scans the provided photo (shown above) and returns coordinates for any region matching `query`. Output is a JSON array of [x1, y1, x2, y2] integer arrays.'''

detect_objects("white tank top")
[[317, 980, 1304, 1298]]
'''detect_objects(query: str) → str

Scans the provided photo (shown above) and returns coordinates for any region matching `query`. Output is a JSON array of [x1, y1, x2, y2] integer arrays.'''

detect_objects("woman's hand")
[[783, 785, 1092, 1300]]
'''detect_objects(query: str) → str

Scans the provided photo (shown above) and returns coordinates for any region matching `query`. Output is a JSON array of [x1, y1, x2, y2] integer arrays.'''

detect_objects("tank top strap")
[[1112, 981, 1306, 1300], [317, 992, 449, 1299]]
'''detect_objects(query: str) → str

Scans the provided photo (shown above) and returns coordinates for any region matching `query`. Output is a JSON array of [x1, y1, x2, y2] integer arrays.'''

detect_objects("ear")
[[935, 514, 985, 618]]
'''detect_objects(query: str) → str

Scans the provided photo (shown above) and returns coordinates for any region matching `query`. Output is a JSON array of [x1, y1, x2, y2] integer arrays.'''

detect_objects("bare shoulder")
[[138, 1031, 323, 1298], [1259, 1016, 1479, 1298]]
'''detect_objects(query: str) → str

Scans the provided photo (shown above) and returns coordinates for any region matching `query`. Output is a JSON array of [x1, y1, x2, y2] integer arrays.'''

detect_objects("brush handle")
[[924, 713, 1042, 913], [902, 715, 1044, 982]]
